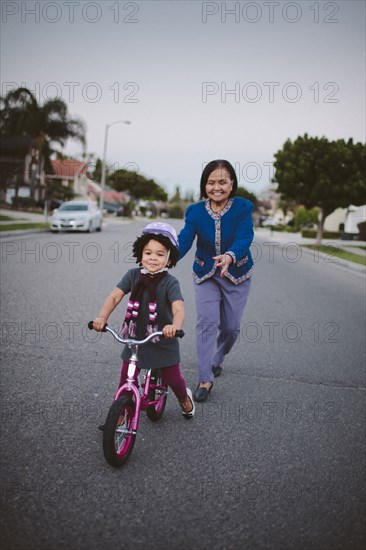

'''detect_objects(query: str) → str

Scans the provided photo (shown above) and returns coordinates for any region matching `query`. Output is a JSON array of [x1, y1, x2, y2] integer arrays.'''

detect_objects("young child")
[[93, 222, 195, 420]]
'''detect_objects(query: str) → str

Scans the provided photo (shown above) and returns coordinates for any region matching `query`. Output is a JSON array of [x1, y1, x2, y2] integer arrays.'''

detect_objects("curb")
[[0, 229, 50, 238], [255, 234, 366, 275]]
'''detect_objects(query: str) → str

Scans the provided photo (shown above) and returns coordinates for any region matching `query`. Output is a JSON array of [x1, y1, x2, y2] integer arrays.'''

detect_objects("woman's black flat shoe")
[[212, 366, 223, 377], [193, 383, 213, 403]]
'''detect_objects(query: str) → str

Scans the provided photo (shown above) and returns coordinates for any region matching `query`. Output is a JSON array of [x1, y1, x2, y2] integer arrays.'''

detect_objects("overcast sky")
[[1, 0, 365, 197]]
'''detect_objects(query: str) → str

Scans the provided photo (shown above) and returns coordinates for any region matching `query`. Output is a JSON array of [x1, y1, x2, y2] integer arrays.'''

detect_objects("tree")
[[273, 134, 366, 242], [110, 168, 168, 201], [278, 197, 297, 218], [48, 180, 75, 202], [149, 181, 168, 201], [293, 206, 319, 231], [171, 186, 182, 203], [0, 87, 86, 196], [183, 190, 195, 203], [235, 186, 258, 206], [92, 158, 103, 184], [0, 87, 86, 148]]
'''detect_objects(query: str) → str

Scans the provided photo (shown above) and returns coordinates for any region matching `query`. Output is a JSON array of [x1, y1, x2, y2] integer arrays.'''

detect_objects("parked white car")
[[50, 201, 102, 233], [262, 217, 277, 227]]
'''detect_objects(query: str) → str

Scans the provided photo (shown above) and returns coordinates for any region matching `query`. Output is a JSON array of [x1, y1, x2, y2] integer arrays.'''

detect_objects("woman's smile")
[[205, 168, 233, 209]]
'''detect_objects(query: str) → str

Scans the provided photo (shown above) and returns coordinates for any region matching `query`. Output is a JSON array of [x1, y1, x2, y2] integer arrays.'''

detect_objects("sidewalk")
[[255, 228, 366, 274], [255, 227, 366, 247], [0, 208, 47, 223], [337, 245, 365, 257]]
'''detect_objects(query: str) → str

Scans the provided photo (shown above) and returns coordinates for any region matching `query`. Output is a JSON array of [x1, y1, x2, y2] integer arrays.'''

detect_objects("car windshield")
[[58, 204, 88, 211]]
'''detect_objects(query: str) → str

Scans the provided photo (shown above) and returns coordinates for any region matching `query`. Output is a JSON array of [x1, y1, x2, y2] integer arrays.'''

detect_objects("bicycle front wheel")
[[103, 395, 136, 467], [146, 373, 168, 422]]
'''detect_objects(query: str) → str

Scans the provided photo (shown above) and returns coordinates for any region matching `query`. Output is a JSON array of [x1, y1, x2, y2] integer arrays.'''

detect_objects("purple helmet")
[[142, 222, 179, 248]]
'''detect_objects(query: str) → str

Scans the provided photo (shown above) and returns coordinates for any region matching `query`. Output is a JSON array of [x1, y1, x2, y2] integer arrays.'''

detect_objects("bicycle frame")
[[102, 326, 168, 433]]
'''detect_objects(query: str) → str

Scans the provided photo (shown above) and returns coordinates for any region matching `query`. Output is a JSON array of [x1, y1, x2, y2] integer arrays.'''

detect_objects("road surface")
[[1, 220, 365, 549]]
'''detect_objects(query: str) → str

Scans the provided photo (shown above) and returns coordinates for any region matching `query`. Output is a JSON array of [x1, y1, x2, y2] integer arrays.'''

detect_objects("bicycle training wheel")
[[103, 395, 136, 467], [146, 372, 168, 422]]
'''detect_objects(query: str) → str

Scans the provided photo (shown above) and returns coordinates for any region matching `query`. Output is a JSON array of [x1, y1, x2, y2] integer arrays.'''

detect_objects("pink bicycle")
[[88, 321, 184, 467]]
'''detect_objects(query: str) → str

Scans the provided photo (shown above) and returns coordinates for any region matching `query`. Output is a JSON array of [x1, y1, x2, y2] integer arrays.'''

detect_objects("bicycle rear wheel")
[[103, 395, 136, 467], [146, 372, 168, 422]]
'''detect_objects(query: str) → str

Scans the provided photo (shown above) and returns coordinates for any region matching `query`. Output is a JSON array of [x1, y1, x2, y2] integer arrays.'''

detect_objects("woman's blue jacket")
[[178, 197, 254, 285]]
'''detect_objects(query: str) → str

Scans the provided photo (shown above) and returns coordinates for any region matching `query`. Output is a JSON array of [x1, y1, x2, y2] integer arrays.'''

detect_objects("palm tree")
[[0, 87, 86, 197]]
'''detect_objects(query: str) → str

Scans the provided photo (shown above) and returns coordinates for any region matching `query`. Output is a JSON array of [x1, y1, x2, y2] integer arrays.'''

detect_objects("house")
[[344, 205, 366, 235], [258, 188, 366, 234], [257, 189, 293, 225], [1, 136, 45, 203], [323, 207, 347, 232], [47, 160, 129, 208], [86, 179, 129, 209], [48, 159, 90, 197], [313, 205, 366, 235]]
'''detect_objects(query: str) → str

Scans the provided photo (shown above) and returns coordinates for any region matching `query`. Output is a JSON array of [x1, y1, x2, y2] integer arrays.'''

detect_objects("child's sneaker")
[[180, 388, 195, 419]]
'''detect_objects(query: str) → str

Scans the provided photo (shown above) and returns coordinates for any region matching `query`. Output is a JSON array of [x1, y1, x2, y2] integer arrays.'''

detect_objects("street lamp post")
[[100, 120, 131, 214]]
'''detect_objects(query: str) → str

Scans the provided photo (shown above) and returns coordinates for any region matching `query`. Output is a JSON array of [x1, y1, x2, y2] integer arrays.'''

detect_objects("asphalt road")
[[1, 220, 365, 550]]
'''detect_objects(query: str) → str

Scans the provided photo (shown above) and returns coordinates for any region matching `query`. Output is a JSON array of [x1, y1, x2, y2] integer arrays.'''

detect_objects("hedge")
[[168, 204, 183, 219], [12, 197, 37, 209], [357, 221, 366, 241]]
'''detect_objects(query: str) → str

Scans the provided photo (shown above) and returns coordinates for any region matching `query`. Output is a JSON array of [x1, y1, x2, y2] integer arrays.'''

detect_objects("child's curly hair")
[[132, 233, 179, 268]]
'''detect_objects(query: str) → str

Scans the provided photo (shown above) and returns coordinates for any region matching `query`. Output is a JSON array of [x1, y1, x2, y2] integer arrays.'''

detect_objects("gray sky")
[[1, 0, 365, 197]]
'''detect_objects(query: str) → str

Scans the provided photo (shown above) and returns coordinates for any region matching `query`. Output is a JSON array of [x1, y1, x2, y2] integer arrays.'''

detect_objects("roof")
[[50, 159, 89, 179], [104, 190, 127, 203], [87, 182, 127, 204]]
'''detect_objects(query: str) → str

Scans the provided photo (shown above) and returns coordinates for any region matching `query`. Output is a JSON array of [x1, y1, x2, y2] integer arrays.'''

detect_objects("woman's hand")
[[213, 253, 233, 277]]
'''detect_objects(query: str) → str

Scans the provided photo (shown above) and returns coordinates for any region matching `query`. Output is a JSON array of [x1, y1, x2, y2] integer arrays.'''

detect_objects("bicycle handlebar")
[[87, 321, 184, 345]]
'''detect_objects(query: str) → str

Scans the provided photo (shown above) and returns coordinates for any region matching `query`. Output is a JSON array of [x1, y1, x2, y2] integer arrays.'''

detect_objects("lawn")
[[0, 223, 49, 232], [302, 244, 366, 266]]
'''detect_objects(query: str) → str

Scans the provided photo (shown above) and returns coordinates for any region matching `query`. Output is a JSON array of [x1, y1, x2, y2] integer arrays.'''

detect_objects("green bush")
[[357, 221, 366, 241], [283, 226, 298, 233], [301, 229, 342, 239], [12, 197, 37, 209], [301, 229, 316, 238], [168, 204, 183, 219], [324, 231, 342, 239], [272, 225, 298, 233]]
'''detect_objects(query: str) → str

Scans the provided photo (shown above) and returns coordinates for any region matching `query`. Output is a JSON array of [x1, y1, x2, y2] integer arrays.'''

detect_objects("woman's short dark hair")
[[200, 159, 238, 199], [132, 233, 179, 268]]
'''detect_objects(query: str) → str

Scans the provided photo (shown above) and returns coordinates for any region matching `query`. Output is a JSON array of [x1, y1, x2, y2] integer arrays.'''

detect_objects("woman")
[[178, 160, 254, 402]]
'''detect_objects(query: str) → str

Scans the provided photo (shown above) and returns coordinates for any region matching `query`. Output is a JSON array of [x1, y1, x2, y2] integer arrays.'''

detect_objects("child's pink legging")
[[118, 361, 188, 402]]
